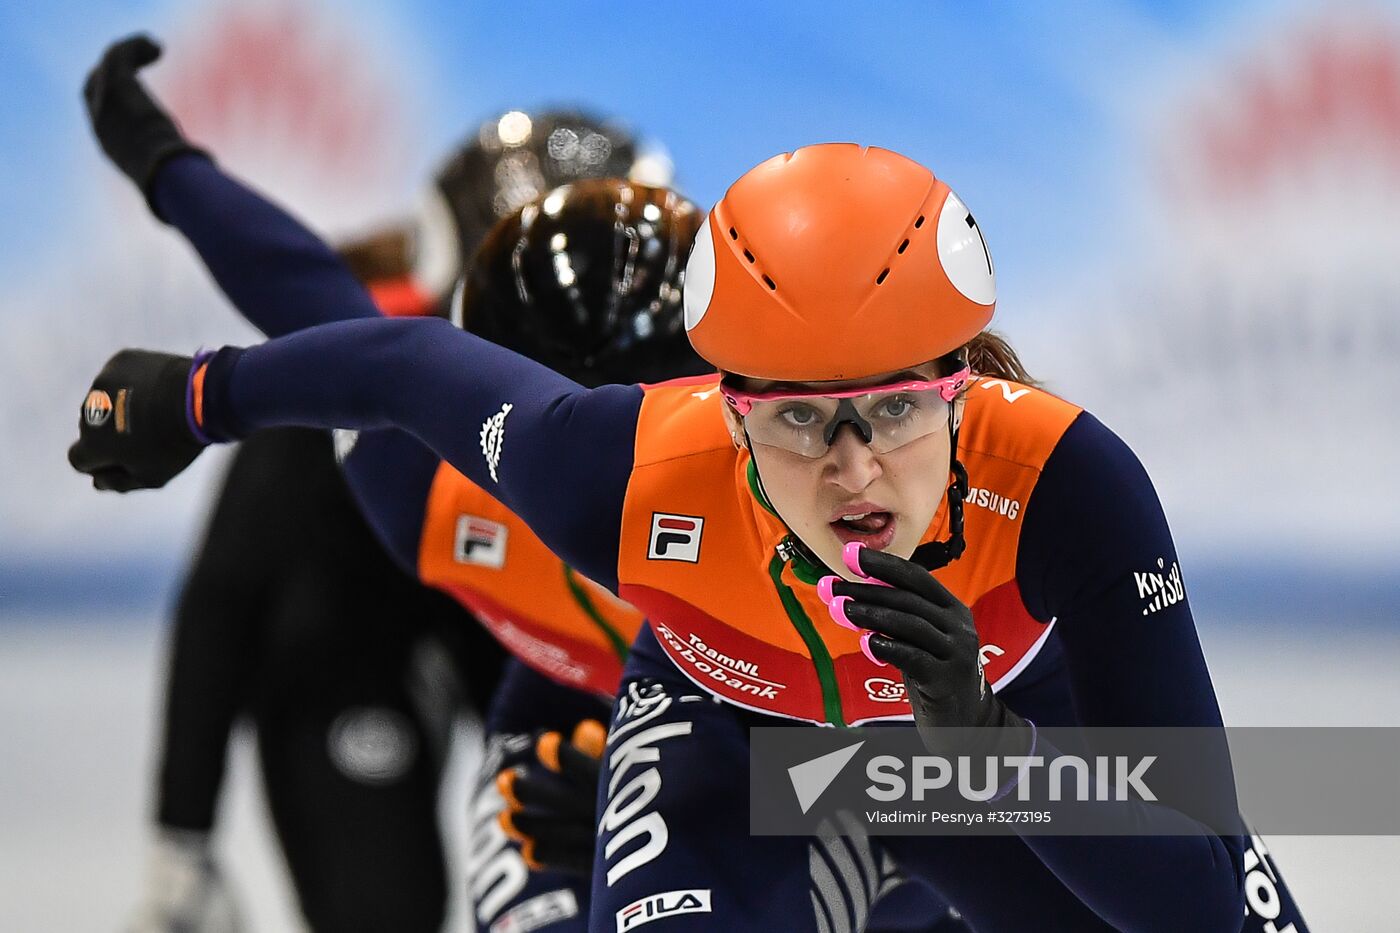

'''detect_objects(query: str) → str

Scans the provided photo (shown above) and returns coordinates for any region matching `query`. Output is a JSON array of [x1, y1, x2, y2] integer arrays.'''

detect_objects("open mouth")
[[829, 510, 897, 550]]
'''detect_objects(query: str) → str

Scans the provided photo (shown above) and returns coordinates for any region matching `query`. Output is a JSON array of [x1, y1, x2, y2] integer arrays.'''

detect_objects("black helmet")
[[415, 109, 671, 299], [457, 179, 711, 388]]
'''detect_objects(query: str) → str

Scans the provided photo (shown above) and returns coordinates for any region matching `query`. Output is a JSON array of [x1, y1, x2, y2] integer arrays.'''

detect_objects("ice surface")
[[1, 610, 1395, 931]]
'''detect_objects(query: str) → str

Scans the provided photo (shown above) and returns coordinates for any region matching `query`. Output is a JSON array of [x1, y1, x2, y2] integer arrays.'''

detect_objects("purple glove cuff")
[[185, 349, 215, 445]]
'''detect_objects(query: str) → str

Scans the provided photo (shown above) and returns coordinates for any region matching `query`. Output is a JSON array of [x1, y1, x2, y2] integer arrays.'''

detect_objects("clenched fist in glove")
[[69, 349, 208, 492], [818, 542, 1034, 764], [496, 719, 606, 875], [83, 34, 206, 217]]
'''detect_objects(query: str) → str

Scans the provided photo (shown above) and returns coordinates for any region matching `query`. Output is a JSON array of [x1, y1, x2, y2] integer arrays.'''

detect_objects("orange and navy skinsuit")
[[161, 152, 1308, 933], [615, 376, 1080, 727], [416, 462, 638, 695]]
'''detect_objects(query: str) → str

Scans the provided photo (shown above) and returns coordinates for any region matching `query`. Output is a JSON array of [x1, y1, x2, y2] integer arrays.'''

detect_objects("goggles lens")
[[723, 369, 968, 459]]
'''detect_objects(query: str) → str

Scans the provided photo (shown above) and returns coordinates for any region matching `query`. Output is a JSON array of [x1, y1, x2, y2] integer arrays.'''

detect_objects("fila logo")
[[490, 888, 578, 933], [615, 889, 711, 931], [455, 515, 508, 568], [647, 513, 703, 563]]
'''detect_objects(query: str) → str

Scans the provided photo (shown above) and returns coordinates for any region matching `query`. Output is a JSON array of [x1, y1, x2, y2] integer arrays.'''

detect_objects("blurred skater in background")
[[113, 74, 662, 932]]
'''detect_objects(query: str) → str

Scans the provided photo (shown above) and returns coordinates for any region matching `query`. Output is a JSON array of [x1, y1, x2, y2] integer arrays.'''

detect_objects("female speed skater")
[[74, 35, 1309, 933]]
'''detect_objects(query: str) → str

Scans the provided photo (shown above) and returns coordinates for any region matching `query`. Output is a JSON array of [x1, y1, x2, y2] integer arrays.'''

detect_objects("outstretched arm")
[[196, 317, 640, 590], [85, 34, 381, 339], [153, 154, 382, 337], [81, 38, 639, 589]]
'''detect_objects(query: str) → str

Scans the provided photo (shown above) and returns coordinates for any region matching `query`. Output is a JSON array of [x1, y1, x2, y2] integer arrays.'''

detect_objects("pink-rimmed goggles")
[[721, 367, 969, 459]]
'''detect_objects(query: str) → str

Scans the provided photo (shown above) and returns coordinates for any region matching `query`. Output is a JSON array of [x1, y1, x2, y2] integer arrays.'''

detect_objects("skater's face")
[[724, 361, 963, 581]]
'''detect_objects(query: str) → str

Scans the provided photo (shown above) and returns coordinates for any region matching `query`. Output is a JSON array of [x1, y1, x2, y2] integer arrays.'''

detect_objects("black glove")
[[819, 542, 1033, 760], [496, 719, 605, 876], [68, 349, 207, 492], [83, 34, 205, 217]]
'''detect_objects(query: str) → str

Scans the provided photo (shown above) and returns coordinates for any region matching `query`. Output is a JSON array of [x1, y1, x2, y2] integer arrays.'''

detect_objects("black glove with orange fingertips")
[[496, 719, 605, 876]]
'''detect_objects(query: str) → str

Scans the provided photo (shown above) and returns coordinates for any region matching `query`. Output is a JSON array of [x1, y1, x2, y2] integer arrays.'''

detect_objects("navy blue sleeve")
[[198, 317, 641, 591], [151, 153, 380, 338], [1009, 412, 1246, 932], [338, 428, 439, 577], [151, 155, 445, 582]]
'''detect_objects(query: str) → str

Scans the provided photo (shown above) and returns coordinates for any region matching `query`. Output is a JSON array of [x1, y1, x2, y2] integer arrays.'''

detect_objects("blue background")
[[1, 0, 1396, 617]]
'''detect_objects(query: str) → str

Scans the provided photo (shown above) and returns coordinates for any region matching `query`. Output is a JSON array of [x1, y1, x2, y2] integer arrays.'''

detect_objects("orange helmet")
[[683, 143, 995, 381]]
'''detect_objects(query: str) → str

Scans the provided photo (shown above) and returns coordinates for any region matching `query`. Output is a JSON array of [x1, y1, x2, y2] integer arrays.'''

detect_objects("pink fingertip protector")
[[817, 575, 838, 604], [860, 631, 887, 667], [827, 596, 862, 633], [842, 542, 892, 587]]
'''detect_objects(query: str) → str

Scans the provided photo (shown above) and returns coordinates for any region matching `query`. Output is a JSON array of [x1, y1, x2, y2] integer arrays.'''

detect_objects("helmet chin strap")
[[912, 437, 968, 571], [744, 421, 969, 578]]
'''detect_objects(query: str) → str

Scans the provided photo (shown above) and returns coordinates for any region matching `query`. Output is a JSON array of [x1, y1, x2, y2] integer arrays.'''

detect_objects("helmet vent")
[[897, 239, 910, 254], [726, 224, 774, 291], [876, 268, 890, 285], [914, 215, 926, 228]]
